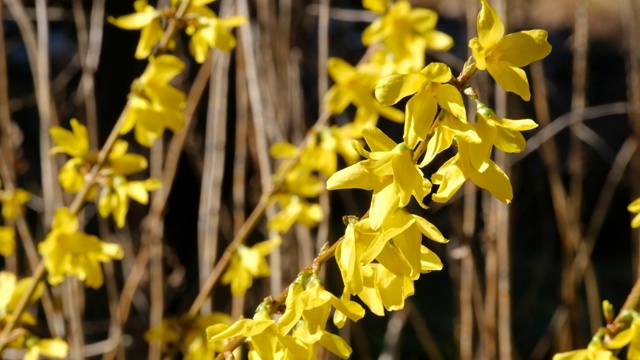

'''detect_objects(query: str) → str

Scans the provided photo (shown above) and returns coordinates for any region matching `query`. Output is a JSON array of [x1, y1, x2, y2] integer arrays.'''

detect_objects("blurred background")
[[1, 0, 640, 358]]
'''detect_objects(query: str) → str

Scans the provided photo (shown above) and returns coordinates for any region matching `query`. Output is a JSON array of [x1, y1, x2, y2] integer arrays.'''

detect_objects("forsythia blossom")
[[469, 0, 551, 100], [38, 208, 124, 288], [108, 0, 165, 59], [122, 55, 186, 147], [362, 0, 453, 71], [221, 237, 281, 296]]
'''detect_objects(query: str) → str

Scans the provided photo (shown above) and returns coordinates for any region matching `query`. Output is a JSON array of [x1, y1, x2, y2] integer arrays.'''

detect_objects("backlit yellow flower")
[[122, 55, 186, 147], [327, 126, 431, 229], [629, 198, 640, 228], [0, 188, 30, 222], [268, 195, 323, 233], [363, 1, 453, 71], [98, 176, 161, 228], [108, 0, 165, 59], [375, 62, 466, 148], [0, 226, 15, 256], [431, 136, 513, 204], [221, 237, 281, 296], [469, 0, 551, 101], [38, 208, 124, 288], [184, 3, 245, 63], [324, 57, 404, 128], [23, 338, 68, 360], [0, 271, 43, 325]]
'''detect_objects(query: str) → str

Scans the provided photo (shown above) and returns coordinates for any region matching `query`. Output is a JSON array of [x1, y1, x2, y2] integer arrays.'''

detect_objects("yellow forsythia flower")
[[268, 195, 323, 233], [221, 237, 281, 296], [0, 271, 43, 325], [0, 226, 15, 256], [0, 188, 30, 221], [469, 0, 551, 100], [629, 197, 640, 228], [375, 62, 466, 148], [122, 55, 186, 147], [324, 57, 404, 127], [108, 0, 165, 59], [50, 119, 92, 193], [184, 2, 245, 63], [98, 176, 161, 228], [38, 208, 124, 288], [363, 1, 453, 71], [23, 338, 68, 360], [327, 126, 431, 229]]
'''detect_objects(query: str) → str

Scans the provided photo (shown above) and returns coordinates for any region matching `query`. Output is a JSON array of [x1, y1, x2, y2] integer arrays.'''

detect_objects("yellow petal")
[[327, 57, 356, 83], [431, 156, 466, 203], [375, 73, 426, 106], [469, 160, 512, 204], [404, 91, 437, 148], [477, 0, 504, 48], [362, 126, 397, 152], [420, 246, 443, 272], [493, 30, 552, 67], [435, 83, 466, 121], [318, 331, 352, 359], [419, 62, 453, 83], [426, 30, 454, 52], [486, 62, 531, 101], [36, 338, 69, 359]]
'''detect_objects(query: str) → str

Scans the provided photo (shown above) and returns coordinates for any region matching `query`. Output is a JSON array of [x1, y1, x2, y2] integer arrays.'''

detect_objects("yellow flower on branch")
[[469, 0, 551, 101], [221, 237, 281, 296], [268, 195, 323, 233], [38, 208, 124, 288], [324, 57, 404, 128], [327, 126, 431, 229], [122, 55, 186, 147], [0, 188, 30, 222], [431, 136, 513, 204], [362, 1, 453, 71], [0, 271, 43, 325], [184, 2, 246, 63], [97, 176, 161, 228], [375, 62, 466, 148], [0, 226, 15, 256], [629, 197, 640, 228], [23, 338, 68, 360], [108, 0, 165, 59]]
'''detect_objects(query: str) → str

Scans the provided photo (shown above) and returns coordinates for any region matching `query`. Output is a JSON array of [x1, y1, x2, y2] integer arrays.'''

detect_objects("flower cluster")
[[207, 0, 550, 358], [208, 273, 364, 358], [0, 271, 69, 360], [554, 304, 640, 360], [50, 120, 161, 227], [38, 208, 124, 288], [109, 0, 245, 62]]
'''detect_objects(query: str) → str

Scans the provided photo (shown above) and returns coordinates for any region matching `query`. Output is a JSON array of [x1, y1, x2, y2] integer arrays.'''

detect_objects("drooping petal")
[[375, 73, 426, 106], [477, 0, 504, 48], [435, 83, 466, 121], [486, 62, 531, 101], [404, 91, 437, 148], [493, 30, 552, 67]]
